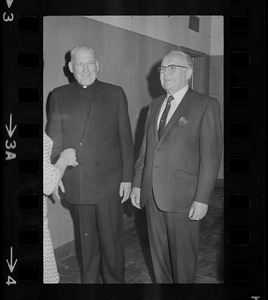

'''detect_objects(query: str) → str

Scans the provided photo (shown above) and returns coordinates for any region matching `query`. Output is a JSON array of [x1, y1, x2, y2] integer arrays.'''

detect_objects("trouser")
[[70, 201, 125, 283], [145, 193, 200, 283]]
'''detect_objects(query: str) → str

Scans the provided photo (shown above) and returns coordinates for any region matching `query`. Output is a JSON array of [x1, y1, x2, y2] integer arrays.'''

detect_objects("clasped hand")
[[60, 148, 78, 167]]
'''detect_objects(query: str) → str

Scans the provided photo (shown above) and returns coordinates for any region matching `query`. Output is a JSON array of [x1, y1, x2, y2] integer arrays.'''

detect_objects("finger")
[[121, 196, 128, 203], [59, 182, 65, 193], [54, 191, 60, 200], [125, 190, 130, 200], [188, 207, 194, 218], [123, 188, 131, 202], [131, 197, 141, 209], [190, 211, 200, 221], [119, 185, 123, 197], [121, 194, 127, 203]]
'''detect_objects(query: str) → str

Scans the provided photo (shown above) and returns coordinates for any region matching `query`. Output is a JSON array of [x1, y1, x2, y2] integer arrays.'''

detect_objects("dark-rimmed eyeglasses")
[[158, 65, 189, 73]]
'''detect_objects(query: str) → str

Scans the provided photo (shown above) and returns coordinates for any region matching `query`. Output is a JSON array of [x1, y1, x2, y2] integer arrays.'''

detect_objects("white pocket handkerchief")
[[178, 116, 189, 126]]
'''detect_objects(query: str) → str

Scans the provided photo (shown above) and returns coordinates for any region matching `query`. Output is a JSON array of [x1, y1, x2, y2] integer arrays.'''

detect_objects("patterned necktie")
[[158, 95, 174, 140]]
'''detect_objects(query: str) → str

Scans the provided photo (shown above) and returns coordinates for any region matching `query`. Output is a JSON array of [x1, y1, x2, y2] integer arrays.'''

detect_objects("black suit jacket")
[[46, 80, 134, 205]]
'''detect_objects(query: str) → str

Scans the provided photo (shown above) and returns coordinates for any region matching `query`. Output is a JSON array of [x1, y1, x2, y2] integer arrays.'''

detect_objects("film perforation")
[[18, 194, 40, 210], [229, 15, 250, 33], [228, 87, 250, 104], [229, 264, 250, 282], [18, 87, 39, 103], [18, 158, 39, 174], [229, 51, 251, 68], [229, 158, 250, 174], [229, 122, 250, 139], [228, 229, 250, 246], [18, 16, 39, 32], [18, 265, 39, 281], [18, 229, 39, 246], [228, 194, 251, 210], [18, 124, 39, 139], [18, 52, 39, 68]]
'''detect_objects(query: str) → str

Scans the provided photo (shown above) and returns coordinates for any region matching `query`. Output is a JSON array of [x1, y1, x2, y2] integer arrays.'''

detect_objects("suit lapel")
[[153, 95, 166, 143], [158, 88, 192, 142]]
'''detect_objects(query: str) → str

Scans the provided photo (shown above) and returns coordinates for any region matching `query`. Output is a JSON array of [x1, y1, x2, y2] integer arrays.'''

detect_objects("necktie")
[[158, 95, 174, 140]]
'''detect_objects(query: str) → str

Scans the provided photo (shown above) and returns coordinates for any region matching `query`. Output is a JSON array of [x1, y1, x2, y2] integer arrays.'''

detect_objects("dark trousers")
[[71, 201, 125, 283], [146, 193, 200, 283]]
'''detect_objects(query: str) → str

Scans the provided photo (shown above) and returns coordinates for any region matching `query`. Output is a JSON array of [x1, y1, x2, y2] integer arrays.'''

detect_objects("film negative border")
[[3, 1, 43, 296], [2, 1, 265, 300], [224, 7, 265, 300]]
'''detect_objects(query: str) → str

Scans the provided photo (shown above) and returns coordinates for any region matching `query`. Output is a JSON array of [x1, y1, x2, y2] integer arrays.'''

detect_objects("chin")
[[164, 83, 174, 91], [80, 80, 92, 86]]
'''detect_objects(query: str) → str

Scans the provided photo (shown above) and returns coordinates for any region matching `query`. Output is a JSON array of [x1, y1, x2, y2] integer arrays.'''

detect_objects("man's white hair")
[[167, 50, 194, 70], [70, 45, 96, 62]]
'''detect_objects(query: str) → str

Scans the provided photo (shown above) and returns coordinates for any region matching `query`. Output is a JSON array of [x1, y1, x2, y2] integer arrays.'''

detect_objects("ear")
[[95, 60, 99, 72], [68, 61, 74, 74], [186, 68, 193, 80]]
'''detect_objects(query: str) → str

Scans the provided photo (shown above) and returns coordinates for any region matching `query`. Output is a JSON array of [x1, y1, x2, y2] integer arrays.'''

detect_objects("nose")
[[82, 63, 89, 72]]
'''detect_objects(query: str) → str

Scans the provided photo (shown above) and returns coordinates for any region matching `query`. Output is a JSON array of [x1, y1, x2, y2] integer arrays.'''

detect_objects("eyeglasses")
[[158, 65, 189, 73]]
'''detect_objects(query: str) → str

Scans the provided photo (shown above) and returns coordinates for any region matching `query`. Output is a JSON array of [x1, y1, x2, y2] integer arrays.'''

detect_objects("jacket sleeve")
[[46, 91, 64, 164], [194, 98, 223, 204], [132, 106, 151, 188], [118, 88, 134, 182]]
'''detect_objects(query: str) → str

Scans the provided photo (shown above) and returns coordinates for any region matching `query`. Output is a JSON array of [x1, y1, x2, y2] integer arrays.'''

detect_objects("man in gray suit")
[[130, 51, 222, 283]]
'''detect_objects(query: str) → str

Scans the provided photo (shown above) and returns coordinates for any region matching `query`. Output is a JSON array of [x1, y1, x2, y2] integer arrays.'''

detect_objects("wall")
[[210, 16, 224, 180], [44, 15, 223, 248]]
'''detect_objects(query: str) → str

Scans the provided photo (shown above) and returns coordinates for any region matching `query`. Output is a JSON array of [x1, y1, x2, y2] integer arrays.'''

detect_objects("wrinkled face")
[[68, 48, 99, 86], [160, 53, 192, 94]]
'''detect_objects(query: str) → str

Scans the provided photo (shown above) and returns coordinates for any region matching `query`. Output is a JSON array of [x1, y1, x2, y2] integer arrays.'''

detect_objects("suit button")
[[156, 147, 160, 151], [79, 142, 82, 146]]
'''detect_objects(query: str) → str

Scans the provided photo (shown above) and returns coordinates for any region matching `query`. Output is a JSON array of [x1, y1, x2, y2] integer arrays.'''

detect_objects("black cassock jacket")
[[46, 79, 134, 205]]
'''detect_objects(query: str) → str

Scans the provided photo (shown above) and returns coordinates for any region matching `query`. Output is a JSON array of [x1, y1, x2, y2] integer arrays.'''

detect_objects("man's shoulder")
[[52, 82, 76, 95], [187, 88, 218, 106], [97, 80, 123, 93]]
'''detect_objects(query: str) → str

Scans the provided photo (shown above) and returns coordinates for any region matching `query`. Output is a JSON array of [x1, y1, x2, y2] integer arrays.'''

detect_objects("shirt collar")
[[169, 85, 189, 102]]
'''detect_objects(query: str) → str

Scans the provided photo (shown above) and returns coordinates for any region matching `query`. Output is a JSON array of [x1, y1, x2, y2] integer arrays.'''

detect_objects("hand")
[[60, 148, 78, 167], [52, 180, 65, 201], [119, 182, 132, 203], [188, 201, 208, 221], [130, 187, 141, 209]]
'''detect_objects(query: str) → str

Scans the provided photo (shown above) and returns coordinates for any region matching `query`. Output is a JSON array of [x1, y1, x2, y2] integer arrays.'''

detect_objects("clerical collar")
[[75, 79, 98, 90]]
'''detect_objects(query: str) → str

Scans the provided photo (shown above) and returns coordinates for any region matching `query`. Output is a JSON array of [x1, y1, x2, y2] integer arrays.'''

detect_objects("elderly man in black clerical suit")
[[47, 45, 134, 283]]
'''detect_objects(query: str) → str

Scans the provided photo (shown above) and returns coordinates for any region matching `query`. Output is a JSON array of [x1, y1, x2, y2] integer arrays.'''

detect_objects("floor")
[[56, 188, 224, 284]]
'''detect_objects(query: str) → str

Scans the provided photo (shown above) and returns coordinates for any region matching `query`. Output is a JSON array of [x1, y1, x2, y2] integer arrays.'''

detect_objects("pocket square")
[[178, 116, 189, 126]]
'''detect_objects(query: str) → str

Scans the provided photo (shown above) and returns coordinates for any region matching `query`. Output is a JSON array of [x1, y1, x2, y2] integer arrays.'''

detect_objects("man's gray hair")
[[168, 50, 194, 70], [70, 45, 96, 62]]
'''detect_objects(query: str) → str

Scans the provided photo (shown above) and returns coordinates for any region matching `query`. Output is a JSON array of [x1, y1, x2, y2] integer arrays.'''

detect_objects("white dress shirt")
[[157, 85, 189, 129]]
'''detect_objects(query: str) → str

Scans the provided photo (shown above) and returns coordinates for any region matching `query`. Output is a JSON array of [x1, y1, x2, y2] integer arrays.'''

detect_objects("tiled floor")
[[57, 188, 224, 284]]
